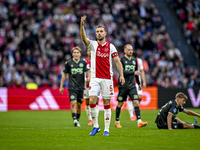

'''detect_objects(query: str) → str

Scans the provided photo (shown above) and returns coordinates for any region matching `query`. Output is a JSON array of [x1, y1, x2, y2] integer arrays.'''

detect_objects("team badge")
[[79, 63, 83, 67], [132, 61, 136, 65], [118, 96, 123, 101], [70, 95, 75, 99], [104, 48, 109, 52], [173, 108, 177, 113], [134, 95, 138, 99], [125, 61, 127, 64], [71, 65, 73, 67]]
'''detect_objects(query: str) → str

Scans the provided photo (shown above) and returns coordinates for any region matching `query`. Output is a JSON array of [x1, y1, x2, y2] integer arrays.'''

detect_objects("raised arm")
[[80, 15, 90, 47], [113, 56, 125, 85]]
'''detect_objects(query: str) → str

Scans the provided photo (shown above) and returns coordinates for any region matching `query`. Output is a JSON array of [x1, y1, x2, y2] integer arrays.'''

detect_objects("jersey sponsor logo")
[[71, 68, 83, 74], [125, 65, 136, 71], [29, 89, 59, 110], [96, 51, 109, 58]]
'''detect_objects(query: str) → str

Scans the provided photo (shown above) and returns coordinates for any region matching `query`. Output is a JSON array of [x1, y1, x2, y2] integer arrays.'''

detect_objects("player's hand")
[[59, 87, 64, 95], [86, 77, 90, 84], [81, 15, 87, 26], [143, 82, 146, 88], [138, 85, 142, 90], [135, 71, 141, 75], [120, 76, 125, 85]]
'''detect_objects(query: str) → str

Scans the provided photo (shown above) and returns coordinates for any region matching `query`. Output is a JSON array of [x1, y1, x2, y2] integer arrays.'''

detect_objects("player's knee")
[[133, 100, 139, 107], [70, 101, 77, 108], [103, 99, 110, 105], [117, 102, 123, 108]]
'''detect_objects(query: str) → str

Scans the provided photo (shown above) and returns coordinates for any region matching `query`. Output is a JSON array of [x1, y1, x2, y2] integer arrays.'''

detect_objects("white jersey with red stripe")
[[83, 57, 91, 88], [87, 40, 118, 79], [135, 57, 143, 84]]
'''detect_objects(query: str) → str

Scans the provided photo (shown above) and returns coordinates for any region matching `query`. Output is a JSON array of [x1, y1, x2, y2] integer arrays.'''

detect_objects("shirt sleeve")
[[138, 58, 143, 70], [110, 43, 118, 58], [63, 61, 69, 74], [179, 107, 184, 112], [168, 105, 177, 115], [87, 40, 95, 51], [84, 61, 90, 72]]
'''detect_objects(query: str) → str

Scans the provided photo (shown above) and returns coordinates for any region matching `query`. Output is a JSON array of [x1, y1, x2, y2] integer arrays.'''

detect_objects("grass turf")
[[0, 109, 200, 150]]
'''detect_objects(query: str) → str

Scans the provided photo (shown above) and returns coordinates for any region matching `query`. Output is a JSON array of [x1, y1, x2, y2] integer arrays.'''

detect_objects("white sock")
[[104, 106, 111, 132], [96, 104, 99, 118], [86, 105, 92, 121], [127, 100, 134, 117], [137, 119, 142, 124], [90, 105, 99, 128]]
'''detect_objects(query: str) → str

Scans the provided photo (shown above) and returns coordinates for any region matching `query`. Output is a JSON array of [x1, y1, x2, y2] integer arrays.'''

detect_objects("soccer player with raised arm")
[[59, 46, 90, 127], [80, 15, 125, 136], [127, 51, 146, 121], [155, 92, 200, 130], [115, 44, 148, 128]]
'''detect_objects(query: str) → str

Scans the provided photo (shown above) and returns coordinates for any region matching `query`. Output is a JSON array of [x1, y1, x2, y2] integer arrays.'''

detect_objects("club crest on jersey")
[[79, 63, 83, 67], [132, 61, 136, 65], [71, 65, 73, 67], [125, 61, 127, 64], [104, 47, 109, 52]]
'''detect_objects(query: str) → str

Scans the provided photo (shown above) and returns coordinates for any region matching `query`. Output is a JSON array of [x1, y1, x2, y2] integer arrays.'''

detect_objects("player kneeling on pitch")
[[155, 92, 200, 130], [59, 46, 90, 127]]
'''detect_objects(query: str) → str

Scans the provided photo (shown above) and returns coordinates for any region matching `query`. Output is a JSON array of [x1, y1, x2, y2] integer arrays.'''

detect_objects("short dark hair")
[[96, 25, 107, 32]]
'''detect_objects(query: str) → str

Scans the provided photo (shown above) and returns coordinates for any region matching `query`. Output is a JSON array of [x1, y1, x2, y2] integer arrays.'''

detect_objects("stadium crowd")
[[167, 0, 200, 61], [0, 0, 199, 89]]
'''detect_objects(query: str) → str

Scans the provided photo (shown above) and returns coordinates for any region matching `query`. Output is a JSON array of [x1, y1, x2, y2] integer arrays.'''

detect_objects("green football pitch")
[[0, 109, 200, 150]]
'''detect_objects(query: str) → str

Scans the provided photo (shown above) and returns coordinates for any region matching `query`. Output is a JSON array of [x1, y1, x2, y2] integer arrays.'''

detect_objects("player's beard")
[[97, 36, 104, 41]]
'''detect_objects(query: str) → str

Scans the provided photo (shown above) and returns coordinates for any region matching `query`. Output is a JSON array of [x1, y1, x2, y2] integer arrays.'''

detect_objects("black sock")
[[135, 107, 141, 120], [194, 125, 200, 129], [77, 114, 80, 121], [116, 106, 121, 121], [72, 113, 77, 121]]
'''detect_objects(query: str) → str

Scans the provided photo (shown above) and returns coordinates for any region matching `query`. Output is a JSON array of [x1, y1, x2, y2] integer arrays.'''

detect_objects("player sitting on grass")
[[155, 92, 200, 130]]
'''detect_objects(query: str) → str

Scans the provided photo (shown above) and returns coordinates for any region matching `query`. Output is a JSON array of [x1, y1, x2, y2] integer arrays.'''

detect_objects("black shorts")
[[68, 89, 83, 103], [117, 86, 138, 102], [157, 119, 184, 129]]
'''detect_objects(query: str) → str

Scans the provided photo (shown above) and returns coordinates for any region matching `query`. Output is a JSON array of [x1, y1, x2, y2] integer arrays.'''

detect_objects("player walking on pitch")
[[127, 51, 146, 121], [80, 15, 125, 136], [115, 44, 148, 128], [59, 46, 90, 127]]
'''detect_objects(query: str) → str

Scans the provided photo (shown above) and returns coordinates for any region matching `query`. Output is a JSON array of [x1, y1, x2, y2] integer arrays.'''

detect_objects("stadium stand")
[[0, 0, 199, 88]]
